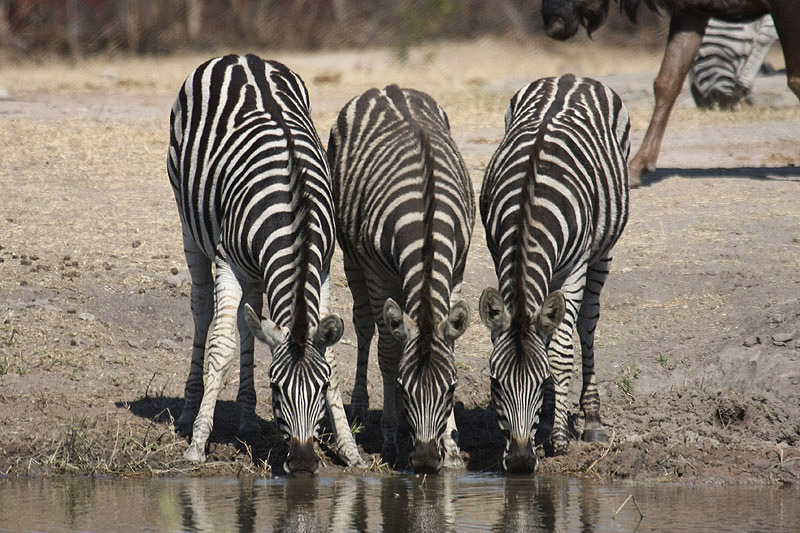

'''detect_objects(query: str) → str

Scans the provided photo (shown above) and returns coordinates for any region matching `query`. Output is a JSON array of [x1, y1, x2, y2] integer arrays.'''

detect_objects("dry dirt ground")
[[1, 38, 799, 484]]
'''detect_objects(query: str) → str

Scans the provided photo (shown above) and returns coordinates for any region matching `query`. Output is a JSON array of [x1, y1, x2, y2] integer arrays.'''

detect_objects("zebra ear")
[[383, 298, 411, 341], [312, 313, 345, 348], [534, 291, 565, 336], [243, 303, 288, 350], [479, 287, 508, 333], [442, 300, 470, 342]]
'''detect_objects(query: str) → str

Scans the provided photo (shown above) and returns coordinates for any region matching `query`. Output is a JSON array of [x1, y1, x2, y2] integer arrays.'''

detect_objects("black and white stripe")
[[479, 75, 630, 473], [167, 54, 363, 472], [690, 15, 778, 109], [328, 85, 475, 473]]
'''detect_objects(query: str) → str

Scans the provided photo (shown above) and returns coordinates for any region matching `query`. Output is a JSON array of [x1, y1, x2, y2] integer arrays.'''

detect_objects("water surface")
[[1, 473, 798, 532]]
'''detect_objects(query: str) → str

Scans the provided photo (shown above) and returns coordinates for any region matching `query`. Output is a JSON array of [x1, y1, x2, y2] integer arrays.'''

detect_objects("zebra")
[[167, 54, 364, 472], [690, 15, 778, 109], [478, 75, 630, 473], [327, 85, 475, 473]]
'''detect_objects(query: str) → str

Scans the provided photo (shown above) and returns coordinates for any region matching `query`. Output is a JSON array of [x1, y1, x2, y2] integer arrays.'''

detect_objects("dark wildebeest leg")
[[628, 12, 708, 187], [769, 0, 800, 98]]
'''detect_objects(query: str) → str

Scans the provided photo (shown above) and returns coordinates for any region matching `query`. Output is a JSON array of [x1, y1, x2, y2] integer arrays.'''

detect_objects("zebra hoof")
[[347, 453, 369, 470], [183, 442, 206, 464], [582, 428, 607, 443], [443, 452, 464, 470], [550, 438, 569, 457]]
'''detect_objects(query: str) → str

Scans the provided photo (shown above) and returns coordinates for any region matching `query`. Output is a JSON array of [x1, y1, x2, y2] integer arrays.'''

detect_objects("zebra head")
[[541, 0, 610, 40], [244, 304, 344, 474], [479, 287, 565, 474], [383, 298, 470, 473]]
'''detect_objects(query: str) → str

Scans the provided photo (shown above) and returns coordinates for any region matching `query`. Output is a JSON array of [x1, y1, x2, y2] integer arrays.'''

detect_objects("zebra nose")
[[286, 437, 318, 474], [504, 437, 537, 474], [409, 440, 443, 474]]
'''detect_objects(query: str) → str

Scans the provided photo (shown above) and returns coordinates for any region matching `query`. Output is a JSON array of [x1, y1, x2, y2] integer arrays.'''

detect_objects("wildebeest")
[[540, 0, 800, 186]]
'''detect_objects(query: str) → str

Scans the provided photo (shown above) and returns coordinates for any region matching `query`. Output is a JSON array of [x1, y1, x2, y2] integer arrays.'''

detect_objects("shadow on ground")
[[641, 165, 800, 186]]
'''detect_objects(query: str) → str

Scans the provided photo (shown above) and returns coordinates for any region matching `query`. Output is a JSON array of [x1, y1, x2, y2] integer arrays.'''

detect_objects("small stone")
[[157, 339, 182, 352], [166, 269, 191, 288], [772, 333, 793, 346], [127, 339, 142, 349], [132, 240, 142, 248], [78, 312, 95, 321], [743, 336, 760, 347]]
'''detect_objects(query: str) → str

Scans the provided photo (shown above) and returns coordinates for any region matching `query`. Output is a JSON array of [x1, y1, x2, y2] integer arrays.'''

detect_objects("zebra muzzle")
[[409, 439, 443, 474], [503, 437, 537, 474], [285, 437, 319, 474]]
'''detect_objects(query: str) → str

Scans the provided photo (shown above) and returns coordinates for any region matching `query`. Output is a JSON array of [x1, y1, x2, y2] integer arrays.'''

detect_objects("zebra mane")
[[286, 132, 312, 350]]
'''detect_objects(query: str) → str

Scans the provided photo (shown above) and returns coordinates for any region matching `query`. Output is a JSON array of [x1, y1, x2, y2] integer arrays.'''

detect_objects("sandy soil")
[[1, 39, 799, 484]]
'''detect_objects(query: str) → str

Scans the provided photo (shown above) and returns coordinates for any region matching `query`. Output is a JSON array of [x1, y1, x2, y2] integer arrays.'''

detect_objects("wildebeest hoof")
[[183, 443, 206, 463]]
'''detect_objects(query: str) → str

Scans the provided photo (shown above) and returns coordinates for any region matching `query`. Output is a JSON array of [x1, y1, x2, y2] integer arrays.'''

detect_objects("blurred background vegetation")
[[0, 0, 667, 59]]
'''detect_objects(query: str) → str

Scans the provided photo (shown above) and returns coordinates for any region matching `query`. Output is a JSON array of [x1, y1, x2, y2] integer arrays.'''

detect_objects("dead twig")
[[585, 429, 616, 474], [613, 494, 644, 521]]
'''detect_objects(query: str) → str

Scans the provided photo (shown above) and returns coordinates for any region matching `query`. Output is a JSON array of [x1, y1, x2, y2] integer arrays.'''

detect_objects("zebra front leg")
[[376, 329, 403, 465], [184, 259, 242, 463], [235, 286, 262, 440], [577, 256, 612, 443], [344, 261, 373, 424], [547, 287, 582, 456], [324, 347, 368, 468], [178, 236, 213, 434], [441, 410, 464, 469]]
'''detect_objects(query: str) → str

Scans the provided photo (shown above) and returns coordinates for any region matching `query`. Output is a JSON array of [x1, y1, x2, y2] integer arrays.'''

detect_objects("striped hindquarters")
[[167, 54, 334, 326], [329, 85, 474, 319], [481, 74, 629, 309], [690, 15, 778, 109]]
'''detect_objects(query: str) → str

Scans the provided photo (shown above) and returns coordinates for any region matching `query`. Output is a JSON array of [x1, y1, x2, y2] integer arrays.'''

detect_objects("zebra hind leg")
[[547, 273, 585, 456], [177, 236, 213, 435], [577, 255, 612, 444]]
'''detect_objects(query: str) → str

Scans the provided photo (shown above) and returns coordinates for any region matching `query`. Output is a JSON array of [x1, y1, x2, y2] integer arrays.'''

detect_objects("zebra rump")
[[479, 75, 630, 473], [167, 54, 362, 472], [328, 85, 475, 473]]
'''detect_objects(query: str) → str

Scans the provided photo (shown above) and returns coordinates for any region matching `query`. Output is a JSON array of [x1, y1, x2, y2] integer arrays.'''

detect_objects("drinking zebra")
[[167, 54, 364, 472], [327, 85, 475, 473], [479, 75, 630, 473], [690, 15, 778, 109]]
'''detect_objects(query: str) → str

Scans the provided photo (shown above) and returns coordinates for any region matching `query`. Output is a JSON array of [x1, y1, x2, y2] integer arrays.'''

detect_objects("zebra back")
[[329, 85, 474, 321], [481, 75, 629, 308], [168, 54, 334, 331]]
